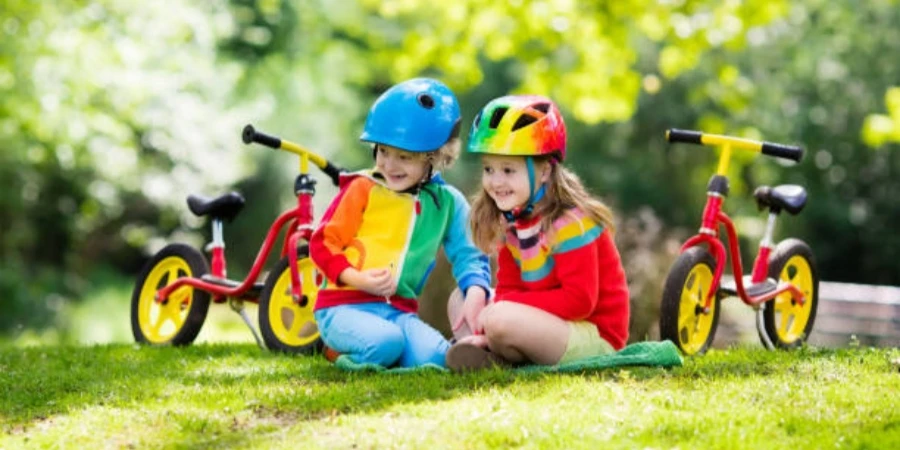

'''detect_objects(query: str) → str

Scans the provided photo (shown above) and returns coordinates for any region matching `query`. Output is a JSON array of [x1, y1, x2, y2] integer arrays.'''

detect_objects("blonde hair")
[[470, 157, 615, 253], [427, 137, 460, 172]]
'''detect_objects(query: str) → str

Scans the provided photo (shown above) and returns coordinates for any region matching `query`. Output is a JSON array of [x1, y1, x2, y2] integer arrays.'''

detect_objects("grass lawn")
[[1, 343, 899, 449]]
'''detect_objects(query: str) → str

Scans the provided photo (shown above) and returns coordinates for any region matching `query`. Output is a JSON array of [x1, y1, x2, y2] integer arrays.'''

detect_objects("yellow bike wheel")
[[660, 247, 720, 355], [762, 238, 818, 349], [258, 248, 322, 354], [131, 243, 211, 345]]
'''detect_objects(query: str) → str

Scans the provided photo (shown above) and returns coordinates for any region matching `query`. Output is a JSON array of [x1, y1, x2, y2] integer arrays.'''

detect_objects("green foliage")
[[1, 345, 898, 447], [0, 0, 264, 331], [352, 0, 792, 124], [863, 87, 900, 146]]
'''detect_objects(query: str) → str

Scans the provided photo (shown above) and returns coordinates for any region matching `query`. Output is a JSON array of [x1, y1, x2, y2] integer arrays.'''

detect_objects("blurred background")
[[2, 0, 899, 347]]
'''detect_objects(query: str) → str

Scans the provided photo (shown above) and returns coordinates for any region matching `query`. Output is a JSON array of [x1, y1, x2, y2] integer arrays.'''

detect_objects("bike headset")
[[466, 94, 567, 222], [360, 78, 462, 208]]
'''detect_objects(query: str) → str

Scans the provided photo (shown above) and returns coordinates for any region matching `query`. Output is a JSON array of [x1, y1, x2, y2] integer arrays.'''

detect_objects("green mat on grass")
[[333, 356, 447, 374], [333, 340, 683, 374], [516, 340, 683, 373]]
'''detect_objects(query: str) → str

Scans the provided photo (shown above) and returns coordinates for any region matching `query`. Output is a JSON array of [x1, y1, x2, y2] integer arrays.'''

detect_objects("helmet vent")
[[533, 103, 551, 114], [417, 93, 435, 109], [489, 107, 508, 129], [512, 114, 538, 131]]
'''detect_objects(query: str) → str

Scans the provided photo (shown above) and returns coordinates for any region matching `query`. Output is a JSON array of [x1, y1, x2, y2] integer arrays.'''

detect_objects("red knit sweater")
[[495, 209, 630, 349]]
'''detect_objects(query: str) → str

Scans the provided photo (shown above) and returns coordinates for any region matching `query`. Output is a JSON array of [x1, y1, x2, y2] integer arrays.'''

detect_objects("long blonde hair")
[[470, 156, 615, 253]]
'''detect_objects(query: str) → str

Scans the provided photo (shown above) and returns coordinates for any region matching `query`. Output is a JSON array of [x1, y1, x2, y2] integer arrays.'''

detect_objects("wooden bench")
[[808, 281, 900, 347]]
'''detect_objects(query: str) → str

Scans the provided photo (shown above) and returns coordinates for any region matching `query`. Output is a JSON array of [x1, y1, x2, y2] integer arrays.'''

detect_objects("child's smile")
[[481, 154, 542, 212], [375, 145, 430, 192]]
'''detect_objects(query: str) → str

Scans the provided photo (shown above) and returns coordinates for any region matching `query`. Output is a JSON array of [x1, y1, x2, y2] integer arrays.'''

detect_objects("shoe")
[[322, 345, 341, 363], [446, 342, 507, 373]]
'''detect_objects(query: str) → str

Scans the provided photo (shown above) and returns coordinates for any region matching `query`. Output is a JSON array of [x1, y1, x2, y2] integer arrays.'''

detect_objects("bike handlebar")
[[242, 124, 345, 186], [666, 128, 804, 163]]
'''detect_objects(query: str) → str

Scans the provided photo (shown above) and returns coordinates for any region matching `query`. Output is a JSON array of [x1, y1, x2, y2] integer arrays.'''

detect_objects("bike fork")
[[754, 211, 778, 350], [208, 218, 265, 349]]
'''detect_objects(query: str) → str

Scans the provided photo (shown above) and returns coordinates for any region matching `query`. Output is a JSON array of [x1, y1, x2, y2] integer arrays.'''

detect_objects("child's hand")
[[339, 267, 396, 298], [452, 287, 488, 335], [359, 268, 396, 298]]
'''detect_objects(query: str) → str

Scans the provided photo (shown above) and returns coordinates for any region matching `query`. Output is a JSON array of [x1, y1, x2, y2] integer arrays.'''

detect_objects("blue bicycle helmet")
[[360, 78, 461, 152]]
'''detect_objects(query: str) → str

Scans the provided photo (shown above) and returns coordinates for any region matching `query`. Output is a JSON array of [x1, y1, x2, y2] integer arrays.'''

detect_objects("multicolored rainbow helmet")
[[466, 95, 567, 162], [468, 95, 567, 221]]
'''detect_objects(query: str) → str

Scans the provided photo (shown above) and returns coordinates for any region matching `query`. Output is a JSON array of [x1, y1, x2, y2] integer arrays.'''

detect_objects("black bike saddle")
[[186, 192, 246, 222]]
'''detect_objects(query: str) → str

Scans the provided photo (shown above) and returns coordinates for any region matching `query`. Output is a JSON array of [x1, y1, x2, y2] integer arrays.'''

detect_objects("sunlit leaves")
[[353, 0, 790, 124], [862, 87, 900, 147]]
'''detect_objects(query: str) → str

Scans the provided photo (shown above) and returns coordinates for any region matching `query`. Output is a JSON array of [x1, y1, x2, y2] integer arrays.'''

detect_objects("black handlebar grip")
[[666, 128, 703, 144], [323, 162, 346, 186], [242, 124, 281, 149], [761, 141, 804, 162]]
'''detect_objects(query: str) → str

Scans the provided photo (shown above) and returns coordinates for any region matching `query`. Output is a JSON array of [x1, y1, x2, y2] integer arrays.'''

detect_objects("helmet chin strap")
[[503, 156, 546, 222]]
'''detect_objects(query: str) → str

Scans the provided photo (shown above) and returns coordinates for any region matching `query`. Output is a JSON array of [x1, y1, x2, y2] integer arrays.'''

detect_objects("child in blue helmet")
[[309, 78, 492, 368]]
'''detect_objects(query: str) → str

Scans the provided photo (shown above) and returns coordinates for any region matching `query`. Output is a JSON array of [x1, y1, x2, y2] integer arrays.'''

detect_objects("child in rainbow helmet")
[[309, 78, 491, 368], [445, 95, 630, 371]]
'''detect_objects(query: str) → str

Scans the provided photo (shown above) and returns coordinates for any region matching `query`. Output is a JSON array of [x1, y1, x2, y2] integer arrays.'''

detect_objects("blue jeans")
[[314, 302, 450, 368]]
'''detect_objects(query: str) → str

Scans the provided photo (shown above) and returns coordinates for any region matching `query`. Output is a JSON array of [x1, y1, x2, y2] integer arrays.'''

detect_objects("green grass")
[[2, 345, 899, 449]]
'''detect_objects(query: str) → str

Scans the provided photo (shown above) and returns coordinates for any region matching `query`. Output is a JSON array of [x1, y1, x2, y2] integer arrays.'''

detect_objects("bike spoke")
[[679, 289, 697, 324], [150, 306, 166, 336], [301, 266, 316, 289], [159, 301, 178, 327], [285, 308, 303, 336], [166, 267, 179, 286]]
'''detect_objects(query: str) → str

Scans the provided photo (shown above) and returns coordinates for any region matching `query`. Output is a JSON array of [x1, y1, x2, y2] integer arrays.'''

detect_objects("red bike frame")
[[154, 127, 335, 306], [681, 198, 806, 312], [672, 132, 806, 312]]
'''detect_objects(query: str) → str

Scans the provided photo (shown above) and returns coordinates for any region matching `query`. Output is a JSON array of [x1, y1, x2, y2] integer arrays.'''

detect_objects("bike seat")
[[753, 184, 807, 215], [187, 192, 246, 221]]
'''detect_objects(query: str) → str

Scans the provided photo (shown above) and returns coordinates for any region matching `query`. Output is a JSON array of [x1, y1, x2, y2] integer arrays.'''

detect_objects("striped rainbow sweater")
[[310, 170, 491, 313], [496, 208, 630, 349]]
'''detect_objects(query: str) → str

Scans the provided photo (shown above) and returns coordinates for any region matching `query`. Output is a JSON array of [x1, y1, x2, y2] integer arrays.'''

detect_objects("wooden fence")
[[710, 280, 900, 348], [808, 281, 900, 347]]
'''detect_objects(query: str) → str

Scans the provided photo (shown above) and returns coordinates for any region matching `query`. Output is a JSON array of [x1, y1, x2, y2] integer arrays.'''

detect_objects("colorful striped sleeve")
[[551, 210, 603, 255]]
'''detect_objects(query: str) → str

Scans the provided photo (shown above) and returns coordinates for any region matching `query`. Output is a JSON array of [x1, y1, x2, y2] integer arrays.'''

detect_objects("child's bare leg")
[[481, 301, 569, 365], [446, 288, 472, 342]]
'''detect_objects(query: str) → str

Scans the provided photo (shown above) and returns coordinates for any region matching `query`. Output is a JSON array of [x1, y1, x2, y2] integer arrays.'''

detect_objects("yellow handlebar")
[[242, 124, 344, 185], [666, 128, 804, 162], [278, 140, 329, 169]]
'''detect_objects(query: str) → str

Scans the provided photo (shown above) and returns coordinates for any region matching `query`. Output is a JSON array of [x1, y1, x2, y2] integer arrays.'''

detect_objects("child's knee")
[[482, 303, 516, 342], [359, 328, 405, 366]]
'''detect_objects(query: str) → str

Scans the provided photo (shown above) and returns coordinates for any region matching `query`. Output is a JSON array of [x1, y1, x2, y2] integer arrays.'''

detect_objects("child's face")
[[375, 145, 430, 192], [481, 154, 548, 212]]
